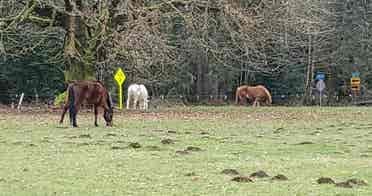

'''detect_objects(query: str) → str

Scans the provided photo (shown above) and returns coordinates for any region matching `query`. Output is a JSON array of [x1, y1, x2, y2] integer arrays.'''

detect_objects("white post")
[[17, 93, 24, 112]]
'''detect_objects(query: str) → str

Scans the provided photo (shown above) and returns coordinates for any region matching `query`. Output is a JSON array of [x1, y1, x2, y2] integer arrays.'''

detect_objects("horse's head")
[[104, 108, 113, 126]]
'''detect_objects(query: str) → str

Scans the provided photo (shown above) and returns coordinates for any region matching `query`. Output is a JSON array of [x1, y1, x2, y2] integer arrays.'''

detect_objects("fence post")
[[17, 93, 24, 112]]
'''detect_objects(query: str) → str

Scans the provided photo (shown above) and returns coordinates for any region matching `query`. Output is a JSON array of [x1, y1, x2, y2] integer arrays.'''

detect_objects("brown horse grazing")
[[235, 85, 272, 107], [59, 80, 113, 127]]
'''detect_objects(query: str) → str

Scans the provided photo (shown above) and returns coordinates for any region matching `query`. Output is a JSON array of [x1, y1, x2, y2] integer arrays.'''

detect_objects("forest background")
[[1, 0, 371, 105]]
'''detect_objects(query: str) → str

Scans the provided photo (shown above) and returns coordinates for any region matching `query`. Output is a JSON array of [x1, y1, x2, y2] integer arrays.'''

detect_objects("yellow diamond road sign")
[[114, 68, 126, 85]]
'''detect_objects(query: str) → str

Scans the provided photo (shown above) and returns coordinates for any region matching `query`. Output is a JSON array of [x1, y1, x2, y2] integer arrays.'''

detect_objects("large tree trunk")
[[63, 0, 95, 81], [303, 32, 314, 105]]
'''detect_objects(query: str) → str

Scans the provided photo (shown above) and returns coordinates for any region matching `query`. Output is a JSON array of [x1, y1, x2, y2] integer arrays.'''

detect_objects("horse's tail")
[[261, 86, 272, 105], [235, 87, 240, 104], [68, 85, 76, 123]]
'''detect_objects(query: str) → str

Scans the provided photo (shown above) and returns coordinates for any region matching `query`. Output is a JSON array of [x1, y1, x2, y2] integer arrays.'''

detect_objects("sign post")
[[315, 72, 326, 106], [316, 80, 325, 106], [350, 70, 361, 103], [114, 68, 126, 109]]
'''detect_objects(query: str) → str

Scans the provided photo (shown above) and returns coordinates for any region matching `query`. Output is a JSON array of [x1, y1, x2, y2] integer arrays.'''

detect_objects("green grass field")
[[0, 106, 371, 195]]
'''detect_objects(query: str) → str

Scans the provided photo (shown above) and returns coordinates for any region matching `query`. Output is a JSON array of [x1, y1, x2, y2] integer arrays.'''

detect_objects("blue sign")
[[352, 71, 360, 77], [315, 72, 325, 81]]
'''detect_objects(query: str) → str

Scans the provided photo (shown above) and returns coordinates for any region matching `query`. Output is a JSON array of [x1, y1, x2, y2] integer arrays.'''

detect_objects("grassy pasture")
[[0, 106, 372, 195]]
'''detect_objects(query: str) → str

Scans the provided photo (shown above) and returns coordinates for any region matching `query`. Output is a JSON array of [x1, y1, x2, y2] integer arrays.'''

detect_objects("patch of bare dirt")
[[231, 176, 253, 183], [250, 170, 270, 178], [161, 138, 175, 144], [317, 177, 335, 184], [271, 174, 288, 181]]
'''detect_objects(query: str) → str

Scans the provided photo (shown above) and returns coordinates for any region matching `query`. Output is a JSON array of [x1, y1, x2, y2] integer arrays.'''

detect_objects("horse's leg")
[[72, 104, 80, 127], [126, 96, 130, 109], [252, 99, 257, 107], [60, 103, 69, 124], [141, 99, 145, 110], [134, 98, 138, 110], [94, 104, 99, 127]]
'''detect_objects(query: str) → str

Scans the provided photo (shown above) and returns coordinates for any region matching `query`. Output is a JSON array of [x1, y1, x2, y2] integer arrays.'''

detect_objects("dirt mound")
[[271, 174, 288, 181], [346, 178, 368, 186], [317, 177, 335, 184], [176, 150, 190, 155], [129, 142, 142, 148], [250, 170, 270, 178], [231, 176, 253, 183], [77, 142, 90, 146], [78, 134, 92, 139], [111, 146, 126, 150], [335, 181, 353, 188], [145, 145, 162, 151], [104, 133, 117, 137], [185, 172, 197, 176], [186, 146, 202, 151], [221, 169, 240, 176], [161, 138, 175, 144], [295, 141, 314, 145]]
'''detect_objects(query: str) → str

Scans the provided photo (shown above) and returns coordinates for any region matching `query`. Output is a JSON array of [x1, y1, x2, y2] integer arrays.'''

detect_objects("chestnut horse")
[[59, 80, 113, 127], [235, 85, 272, 107]]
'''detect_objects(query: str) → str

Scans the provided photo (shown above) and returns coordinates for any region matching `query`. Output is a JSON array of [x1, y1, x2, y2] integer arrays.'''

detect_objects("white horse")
[[126, 84, 149, 110]]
